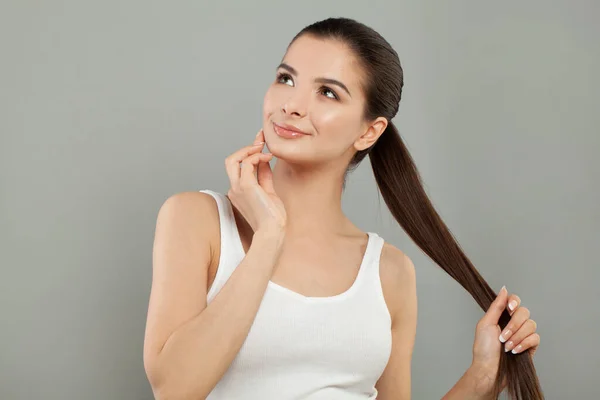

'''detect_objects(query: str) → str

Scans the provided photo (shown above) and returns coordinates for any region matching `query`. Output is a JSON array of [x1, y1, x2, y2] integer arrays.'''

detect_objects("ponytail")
[[369, 122, 543, 399]]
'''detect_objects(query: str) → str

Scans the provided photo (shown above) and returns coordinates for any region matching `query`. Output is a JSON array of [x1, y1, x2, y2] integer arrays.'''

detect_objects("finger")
[[479, 286, 508, 327], [503, 319, 537, 353], [499, 306, 531, 343], [224, 129, 264, 177], [256, 129, 265, 144], [507, 294, 521, 315], [508, 332, 540, 355], [240, 153, 273, 187], [225, 142, 265, 187], [257, 153, 275, 191]]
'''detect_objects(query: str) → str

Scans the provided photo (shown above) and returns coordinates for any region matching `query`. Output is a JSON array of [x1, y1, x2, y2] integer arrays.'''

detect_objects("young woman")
[[143, 18, 543, 400]]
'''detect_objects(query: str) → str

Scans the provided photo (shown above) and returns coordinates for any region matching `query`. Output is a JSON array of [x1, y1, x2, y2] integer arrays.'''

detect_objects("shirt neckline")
[[224, 196, 375, 303]]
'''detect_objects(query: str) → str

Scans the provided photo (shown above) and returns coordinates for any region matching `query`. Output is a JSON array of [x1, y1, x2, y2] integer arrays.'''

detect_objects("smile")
[[273, 122, 310, 139]]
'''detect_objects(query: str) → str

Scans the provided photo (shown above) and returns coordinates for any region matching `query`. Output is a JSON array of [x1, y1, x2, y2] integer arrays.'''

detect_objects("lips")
[[273, 122, 310, 136]]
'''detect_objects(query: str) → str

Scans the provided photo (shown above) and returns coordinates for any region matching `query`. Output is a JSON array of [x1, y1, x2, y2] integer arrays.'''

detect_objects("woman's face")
[[262, 35, 384, 166]]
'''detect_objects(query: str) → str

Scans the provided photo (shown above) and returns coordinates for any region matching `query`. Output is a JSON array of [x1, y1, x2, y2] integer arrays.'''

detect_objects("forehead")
[[282, 35, 364, 90]]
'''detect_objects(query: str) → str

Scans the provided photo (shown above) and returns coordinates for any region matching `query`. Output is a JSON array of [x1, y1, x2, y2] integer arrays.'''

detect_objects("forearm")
[[152, 228, 285, 399], [441, 366, 494, 400]]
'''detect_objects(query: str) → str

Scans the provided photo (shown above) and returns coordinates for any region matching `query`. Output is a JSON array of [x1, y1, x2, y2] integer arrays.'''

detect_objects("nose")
[[281, 92, 308, 118]]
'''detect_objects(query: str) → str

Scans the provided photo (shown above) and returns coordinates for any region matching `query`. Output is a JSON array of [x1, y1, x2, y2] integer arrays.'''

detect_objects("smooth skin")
[[143, 132, 288, 399], [144, 34, 540, 399]]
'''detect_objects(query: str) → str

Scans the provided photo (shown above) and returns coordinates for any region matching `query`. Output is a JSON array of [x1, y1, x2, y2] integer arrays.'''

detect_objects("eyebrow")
[[276, 62, 352, 97]]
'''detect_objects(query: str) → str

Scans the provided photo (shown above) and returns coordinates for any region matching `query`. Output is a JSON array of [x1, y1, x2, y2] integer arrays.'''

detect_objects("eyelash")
[[275, 72, 339, 100]]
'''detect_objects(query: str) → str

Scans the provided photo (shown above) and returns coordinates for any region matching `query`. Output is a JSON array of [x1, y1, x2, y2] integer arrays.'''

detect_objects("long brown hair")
[[291, 17, 543, 399]]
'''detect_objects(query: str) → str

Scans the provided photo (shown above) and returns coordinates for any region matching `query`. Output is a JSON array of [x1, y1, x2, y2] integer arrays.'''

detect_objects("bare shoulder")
[[157, 191, 219, 227], [378, 241, 417, 325], [155, 191, 220, 251], [154, 192, 220, 280]]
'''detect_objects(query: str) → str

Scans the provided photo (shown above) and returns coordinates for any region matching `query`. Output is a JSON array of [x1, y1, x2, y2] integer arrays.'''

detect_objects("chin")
[[264, 141, 313, 166], [264, 140, 300, 160]]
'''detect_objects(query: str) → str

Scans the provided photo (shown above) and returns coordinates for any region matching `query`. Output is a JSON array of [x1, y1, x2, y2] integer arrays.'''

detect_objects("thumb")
[[480, 286, 509, 326]]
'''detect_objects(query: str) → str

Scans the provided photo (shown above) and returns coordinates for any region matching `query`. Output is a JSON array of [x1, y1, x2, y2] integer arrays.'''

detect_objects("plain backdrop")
[[1, 1, 598, 399]]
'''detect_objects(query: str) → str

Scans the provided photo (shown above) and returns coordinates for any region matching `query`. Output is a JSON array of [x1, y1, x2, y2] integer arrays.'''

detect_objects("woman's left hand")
[[470, 286, 540, 391]]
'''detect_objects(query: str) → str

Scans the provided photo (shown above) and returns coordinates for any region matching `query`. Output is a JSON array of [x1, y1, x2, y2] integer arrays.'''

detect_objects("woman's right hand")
[[225, 129, 287, 234]]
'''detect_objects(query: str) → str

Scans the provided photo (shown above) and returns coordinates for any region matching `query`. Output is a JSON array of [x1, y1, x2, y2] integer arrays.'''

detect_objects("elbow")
[[149, 385, 179, 400], [144, 372, 182, 400], [144, 353, 174, 400], [144, 355, 167, 399], [144, 356, 209, 400], [150, 383, 209, 400]]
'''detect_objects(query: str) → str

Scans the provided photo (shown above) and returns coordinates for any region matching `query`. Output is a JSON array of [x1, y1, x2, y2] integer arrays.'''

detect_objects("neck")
[[271, 157, 351, 237]]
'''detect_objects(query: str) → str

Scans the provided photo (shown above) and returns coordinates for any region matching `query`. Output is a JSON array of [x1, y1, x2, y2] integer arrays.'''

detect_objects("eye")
[[319, 86, 339, 100], [276, 72, 294, 86]]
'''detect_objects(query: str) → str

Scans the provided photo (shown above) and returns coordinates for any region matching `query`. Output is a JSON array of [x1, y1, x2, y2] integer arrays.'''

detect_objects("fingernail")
[[253, 141, 265, 146], [504, 340, 514, 352], [511, 344, 523, 354], [500, 285, 506, 294], [499, 329, 511, 343], [508, 300, 517, 311]]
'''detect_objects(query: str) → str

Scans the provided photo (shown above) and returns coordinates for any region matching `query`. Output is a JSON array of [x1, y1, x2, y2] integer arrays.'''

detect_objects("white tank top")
[[200, 189, 392, 400]]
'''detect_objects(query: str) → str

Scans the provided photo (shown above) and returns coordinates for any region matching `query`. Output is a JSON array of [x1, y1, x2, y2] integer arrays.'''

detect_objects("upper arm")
[[143, 191, 219, 377], [375, 246, 418, 400]]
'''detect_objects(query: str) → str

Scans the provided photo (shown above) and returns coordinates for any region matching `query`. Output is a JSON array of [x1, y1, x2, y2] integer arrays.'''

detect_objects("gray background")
[[1, 1, 598, 399]]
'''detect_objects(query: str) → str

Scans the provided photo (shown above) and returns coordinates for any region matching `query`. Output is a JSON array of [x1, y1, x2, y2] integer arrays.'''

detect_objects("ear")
[[353, 117, 388, 151]]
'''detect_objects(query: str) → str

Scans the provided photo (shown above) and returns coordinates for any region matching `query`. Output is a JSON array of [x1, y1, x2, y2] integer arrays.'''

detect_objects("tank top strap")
[[363, 232, 385, 273], [355, 232, 384, 287], [358, 232, 391, 322], [199, 189, 236, 246], [199, 189, 244, 303]]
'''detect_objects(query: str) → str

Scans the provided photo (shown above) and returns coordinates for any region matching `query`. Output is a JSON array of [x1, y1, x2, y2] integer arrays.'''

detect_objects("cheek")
[[313, 107, 358, 140]]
